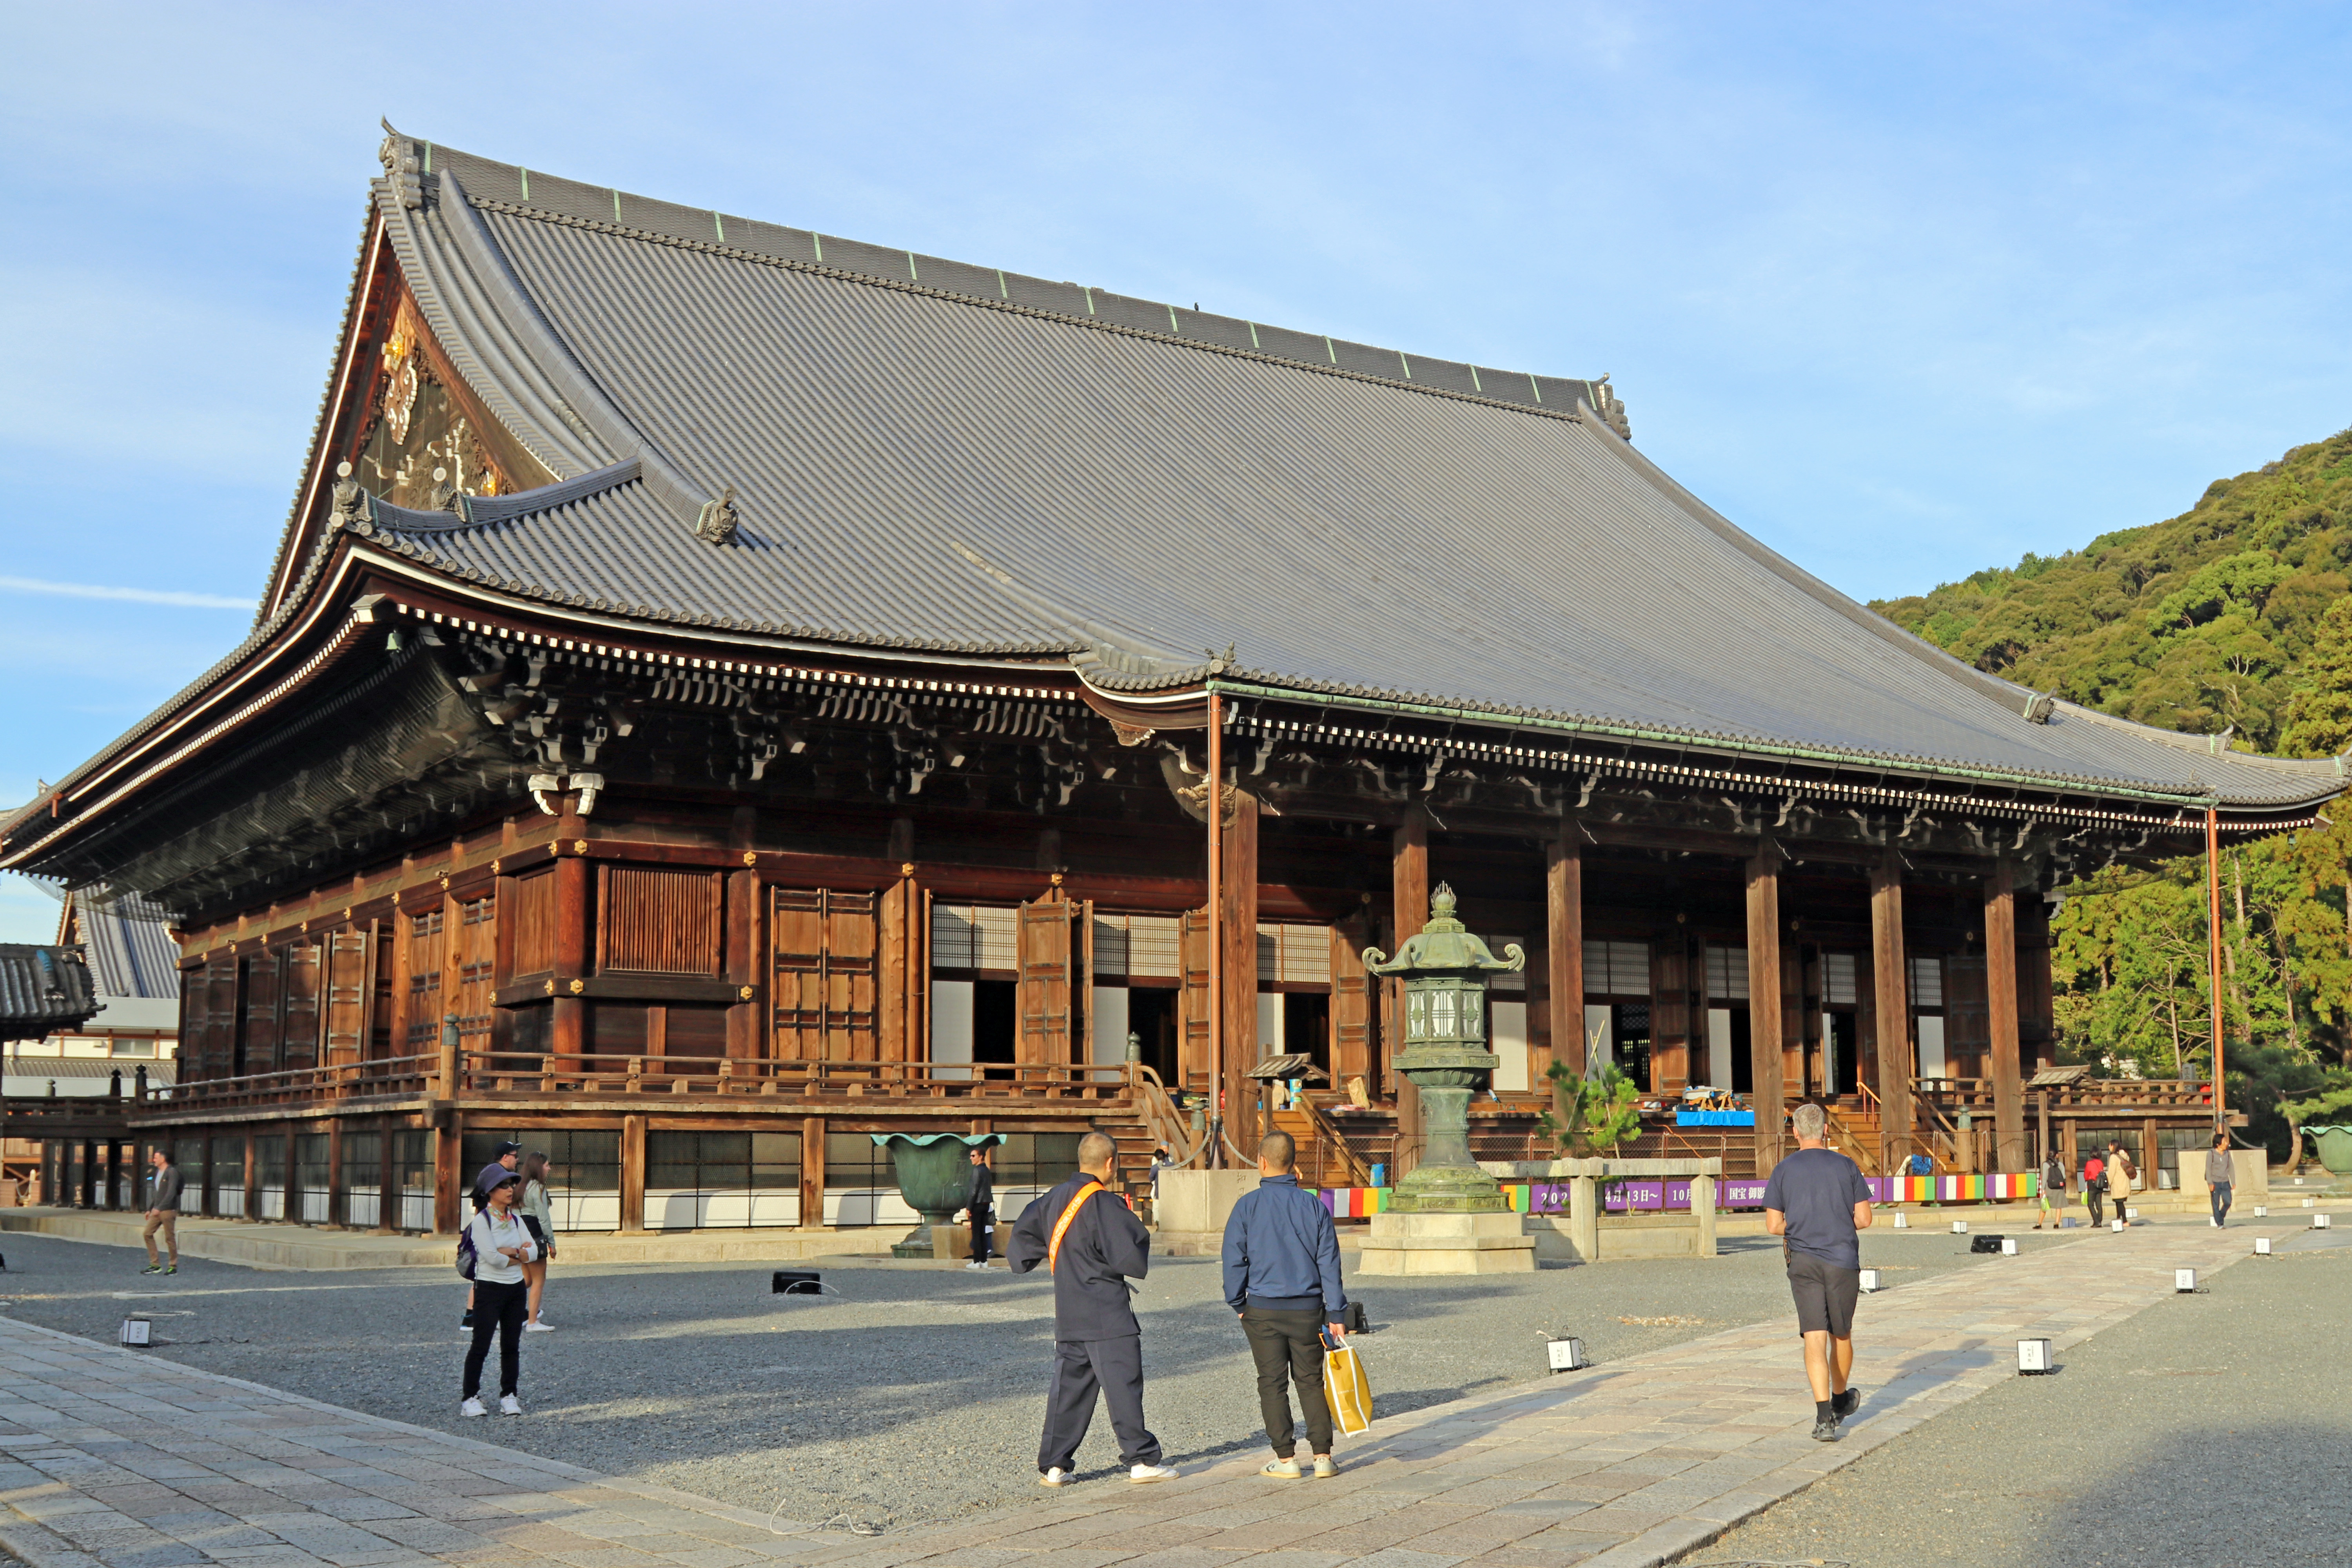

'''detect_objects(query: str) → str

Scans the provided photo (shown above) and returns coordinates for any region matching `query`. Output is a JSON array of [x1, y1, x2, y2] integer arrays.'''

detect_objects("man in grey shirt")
[[1763, 1102, 1873, 1443], [2205, 1132, 2236, 1227], [142, 1148, 183, 1275]]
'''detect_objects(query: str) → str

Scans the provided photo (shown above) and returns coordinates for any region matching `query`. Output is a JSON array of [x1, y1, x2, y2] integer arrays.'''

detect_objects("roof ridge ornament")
[[694, 485, 740, 544], [378, 121, 425, 211]]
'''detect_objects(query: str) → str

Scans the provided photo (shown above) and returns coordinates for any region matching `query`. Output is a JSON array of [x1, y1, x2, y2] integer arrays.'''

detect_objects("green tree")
[[2280, 594, 2352, 757]]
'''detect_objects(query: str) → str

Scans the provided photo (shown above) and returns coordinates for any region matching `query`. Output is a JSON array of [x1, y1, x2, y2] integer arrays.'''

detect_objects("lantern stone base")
[[1352, 1210, 1536, 1275]]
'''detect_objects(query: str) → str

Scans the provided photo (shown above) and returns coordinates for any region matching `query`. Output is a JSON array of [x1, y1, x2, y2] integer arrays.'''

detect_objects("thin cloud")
[[0, 575, 252, 610]]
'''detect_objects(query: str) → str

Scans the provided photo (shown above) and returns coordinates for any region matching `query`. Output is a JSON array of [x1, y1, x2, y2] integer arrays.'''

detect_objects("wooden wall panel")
[[453, 896, 497, 1053], [279, 942, 321, 1073], [601, 866, 722, 975], [242, 949, 283, 1075], [1944, 956, 1991, 1080], [510, 871, 556, 978], [404, 909, 445, 1051], [1329, 919, 1372, 1093], [878, 877, 926, 1066], [323, 930, 370, 1066], [1017, 897, 1077, 1065], [1180, 906, 1211, 1092], [770, 889, 878, 1062]]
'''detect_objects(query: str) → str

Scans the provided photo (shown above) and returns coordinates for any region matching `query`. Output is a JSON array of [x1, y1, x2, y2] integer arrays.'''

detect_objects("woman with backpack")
[[517, 1151, 556, 1332], [461, 1167, 538, 1417], [2083, 1152, 2106, 1227], [2035, 1149, 2066, 1229]]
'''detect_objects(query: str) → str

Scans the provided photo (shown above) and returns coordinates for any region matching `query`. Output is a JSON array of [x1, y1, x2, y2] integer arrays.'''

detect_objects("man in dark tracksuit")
[[962, 1144, 996, 1270], [1222, 1130, 1349, 1478], [1010, 1131, 1177, 1486]]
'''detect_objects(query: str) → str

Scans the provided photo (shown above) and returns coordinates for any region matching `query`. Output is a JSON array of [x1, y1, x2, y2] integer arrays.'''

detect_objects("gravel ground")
[[1680, 1227, 2352, 1568], [0, 1220, 2076, 1533]]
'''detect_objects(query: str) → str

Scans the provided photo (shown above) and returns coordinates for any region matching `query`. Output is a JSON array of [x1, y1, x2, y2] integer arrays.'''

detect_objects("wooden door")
[[878, 877, 927, 1070], [771, 889, 878, 1063], [1330, 920, 1372, 1094], [404, 909, 445, 1051], [1944, 955, 1990, 1080], [1181, 906, 1211, 1092], [452, 897, 497, 1054], [279, 942, 322, 1072], [324, 930, 371, 1066], [242, 948, 283, 1075], [1017, 895, 1077, 1066]]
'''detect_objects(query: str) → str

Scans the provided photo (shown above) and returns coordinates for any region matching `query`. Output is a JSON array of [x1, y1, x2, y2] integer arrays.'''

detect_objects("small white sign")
[[2254, 1205, 2268, 1217], [1545, 1337, 1587, 1373], [2111, 1219, 2125, 1232], [1952, 1220, 1968, 1234], [2175, 1268, 2198, 1292], [2256, 1236, 2274, 1256], [1858, 1268, 1881, 1293], [2316, 1214, 2333, 1230], [2000, 1238, 2018, 1255], [2016, 1338, 2053, 1374], [1892, 1213, 1909, 1229], [119, 1317, 151, 1348]]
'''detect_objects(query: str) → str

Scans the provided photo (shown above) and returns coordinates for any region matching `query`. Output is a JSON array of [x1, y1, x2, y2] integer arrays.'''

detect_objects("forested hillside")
[[1875, 426, 2352, 753], [1873, 427, 2352, 1158]]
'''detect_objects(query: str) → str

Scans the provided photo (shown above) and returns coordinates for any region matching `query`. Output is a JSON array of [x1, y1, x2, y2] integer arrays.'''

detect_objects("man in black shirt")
[[1762, 1102, 1873, 1443], [1009, 1132, 1177, 1486], [961, 1143, 996, 1270]]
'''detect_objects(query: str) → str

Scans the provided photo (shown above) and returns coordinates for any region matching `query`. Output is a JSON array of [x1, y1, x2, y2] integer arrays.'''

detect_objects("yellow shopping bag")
[[1322, 1333, 1373, 1436]]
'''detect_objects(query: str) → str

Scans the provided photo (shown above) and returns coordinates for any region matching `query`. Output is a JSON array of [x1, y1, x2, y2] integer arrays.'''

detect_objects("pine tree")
[[2280, 595, 2352, 757]]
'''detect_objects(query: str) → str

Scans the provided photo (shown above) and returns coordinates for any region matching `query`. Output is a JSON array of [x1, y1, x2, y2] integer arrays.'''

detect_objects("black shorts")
[[1787, 1251, 1860, 1338]]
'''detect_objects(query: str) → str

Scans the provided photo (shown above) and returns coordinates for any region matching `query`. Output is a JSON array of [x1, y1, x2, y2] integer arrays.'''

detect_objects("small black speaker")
[[1969, 1234, 2005, 1254], [772, 1270, 821, 1294], [1342, 1301, 1368, 1332]]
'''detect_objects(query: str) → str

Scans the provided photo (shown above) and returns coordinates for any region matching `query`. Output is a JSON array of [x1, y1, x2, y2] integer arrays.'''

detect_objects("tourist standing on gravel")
[[2105, 1140, 2136, 1227], [517, 1151, 556, 1330], [2206, 1132, 2236, 1227], [960, 1143, 996, 1270], [1008, 1131, 1177, 1486], [1762, 1102, 1873, 1443], [140, 1147, 182, 1275], [1222, 1129, 1348, 1479], [461, 1142, 523, 1331], [2036, 1149, 2066, 1230], [461, 1167, 538, 1417], [2083, 1151, 2107, 1228]]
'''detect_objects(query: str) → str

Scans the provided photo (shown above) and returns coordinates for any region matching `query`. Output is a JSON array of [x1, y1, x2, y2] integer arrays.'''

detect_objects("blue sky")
[[5, 2, 2352, 938]]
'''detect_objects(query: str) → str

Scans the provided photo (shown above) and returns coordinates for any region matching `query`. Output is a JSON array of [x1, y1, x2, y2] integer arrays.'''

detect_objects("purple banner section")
[[1518, 1178, 1773, 1212]]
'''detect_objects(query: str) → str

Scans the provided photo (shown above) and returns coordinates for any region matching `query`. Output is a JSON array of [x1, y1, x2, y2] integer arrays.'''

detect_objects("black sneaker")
[[460, 1309, 475, 1329], [1811, 1415, 1842, 1442], [1832, 1388, 1859, 1421], [140, 1263, 162, 1275], [162, 1264, 177, 1275]]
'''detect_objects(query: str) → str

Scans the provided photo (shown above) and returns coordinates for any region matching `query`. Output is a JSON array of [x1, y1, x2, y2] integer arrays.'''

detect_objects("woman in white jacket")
[[462, 1169, 538, 1416]]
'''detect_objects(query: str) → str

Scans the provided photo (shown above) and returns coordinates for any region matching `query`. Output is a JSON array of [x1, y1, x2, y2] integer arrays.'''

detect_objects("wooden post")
[[1206, 692, 1224, 1152], [1546, 822, 1584, 1118], [2063, 1117, 2080, 1197], [432, 1119, 461, 1234], [327, 1116, 345, 1228], [2037, 1091, 2052, 1169], [552, 825, 590, 1067], [2143, 1116, 2160, 1199], [800, 1116, 826, 1229], [2207, 806, 2226, 1123], [620, 1112, 647, 1232], [1391, 808, 1430, 1172], [376, 1114, 397, 1234], [1745, 844, 1786, 1175], [1870, 851, 1913, 1171], [1693, 1165, 1718, 1258], [241, 1131, 258, 1222], [1221, 791, 1261, 1148], [1984, 858, 2027, 1171]]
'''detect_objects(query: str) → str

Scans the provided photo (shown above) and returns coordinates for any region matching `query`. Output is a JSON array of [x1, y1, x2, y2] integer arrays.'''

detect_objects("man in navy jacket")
[[1221, 1131, 1349, 1478], [1009, 1132, 1177, 1486]]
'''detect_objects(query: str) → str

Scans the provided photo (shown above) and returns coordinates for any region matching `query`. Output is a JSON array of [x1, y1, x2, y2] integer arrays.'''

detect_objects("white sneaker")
[[460, 1397, 488, 1418], [1129, 1463, 1178, 1484], [964, 1261, 990, 1271], [1038, 1467, 1070, 1488], [524, 1321, 555, 1332], [499, 1395, 523, 1416]]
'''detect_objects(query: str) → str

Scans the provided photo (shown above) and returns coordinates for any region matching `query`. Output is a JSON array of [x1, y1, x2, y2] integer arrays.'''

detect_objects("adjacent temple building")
[[3, 131, 2333, 1236]]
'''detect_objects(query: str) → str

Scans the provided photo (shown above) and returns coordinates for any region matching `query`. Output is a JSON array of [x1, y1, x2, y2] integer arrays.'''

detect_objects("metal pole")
[[1206, 689, 1223, 1166], [2207, 805, 2226, 1126]]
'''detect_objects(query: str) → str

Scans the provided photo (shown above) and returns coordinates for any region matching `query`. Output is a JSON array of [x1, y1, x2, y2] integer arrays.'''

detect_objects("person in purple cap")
[[461, 1165, 538, 1417], [460, 1142, 523, 1332]]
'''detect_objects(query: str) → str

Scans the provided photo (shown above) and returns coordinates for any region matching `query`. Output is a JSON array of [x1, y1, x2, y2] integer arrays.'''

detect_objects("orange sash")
[[1047, 1180, 1120, 1272]]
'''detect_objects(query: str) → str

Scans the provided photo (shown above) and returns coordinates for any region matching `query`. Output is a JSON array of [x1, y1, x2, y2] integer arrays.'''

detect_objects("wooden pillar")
[[327, 1116, 345, 1228], [1221, 791, 1261, 1148], [241, 1131, 258, 1222], [727, 807, 760, 1059], [2062, 1117, 2079, 1193], [1869, 851, 1913, 1170], [2036, 1092, 2052, 1170], [1546, 823, 1584, 1109], [376, 1114, 397, 1234], [800, 1115, 826, 1229], [1744, 844, 1787, 1175], [2142, 1116, 2160, 1195], [552, 825, 590, 1066], [620, 1112, 647, 1232], [1984, 858, 2027, 1171], [432, 1118, 462, 1234], [1390, 809, 1430, 1171]]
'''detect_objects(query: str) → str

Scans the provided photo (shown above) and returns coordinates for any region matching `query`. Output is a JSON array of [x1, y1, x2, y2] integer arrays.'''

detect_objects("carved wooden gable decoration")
[[349, 289, 551, 515]]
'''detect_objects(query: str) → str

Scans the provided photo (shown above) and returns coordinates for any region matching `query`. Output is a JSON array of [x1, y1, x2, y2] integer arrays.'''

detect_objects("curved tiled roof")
[[323, 134, 2341, 812]]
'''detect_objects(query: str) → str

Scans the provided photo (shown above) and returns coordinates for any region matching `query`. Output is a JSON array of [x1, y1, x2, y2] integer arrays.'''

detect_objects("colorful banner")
[[1321, 1171, 2040, 1219], [1673, 1109, 1755, 1127]]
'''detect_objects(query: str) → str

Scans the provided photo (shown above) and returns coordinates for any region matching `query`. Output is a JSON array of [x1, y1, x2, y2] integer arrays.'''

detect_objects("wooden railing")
[[142, 1054, 436, 1112], [1298, 1095, 1374, 1186]]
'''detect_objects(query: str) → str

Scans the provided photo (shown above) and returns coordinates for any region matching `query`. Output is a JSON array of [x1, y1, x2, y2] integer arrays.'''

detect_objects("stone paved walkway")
[[0, 1221, 2295, 1568]]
